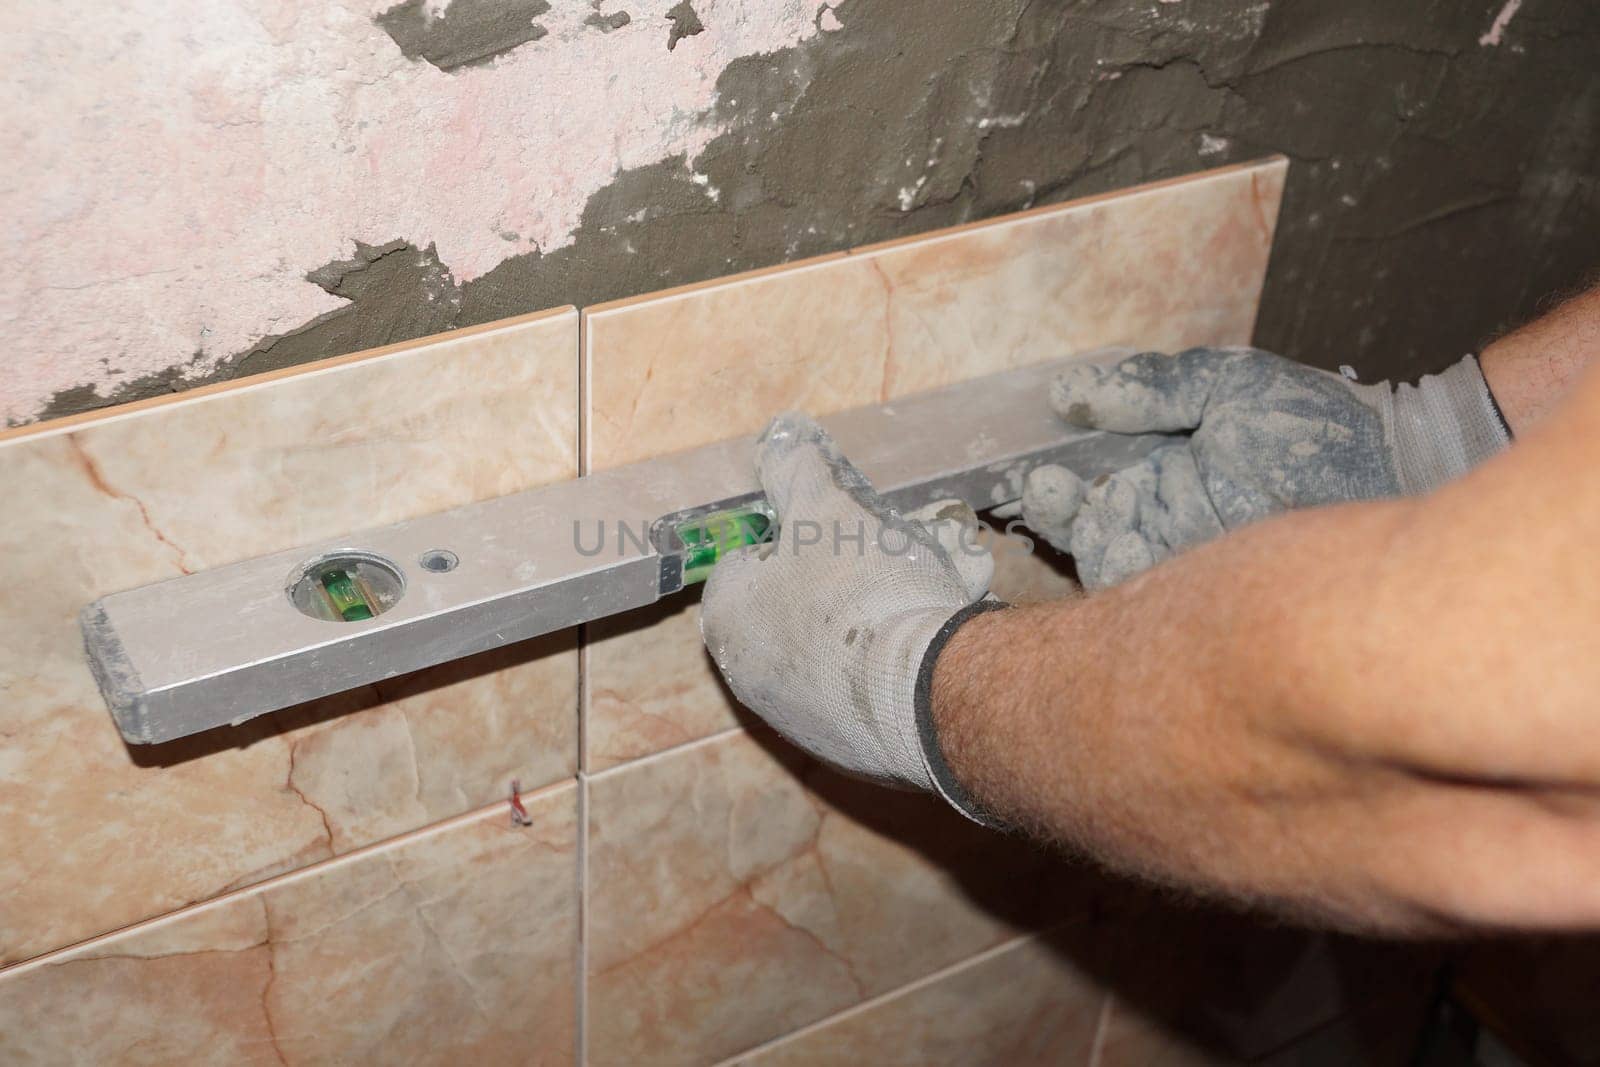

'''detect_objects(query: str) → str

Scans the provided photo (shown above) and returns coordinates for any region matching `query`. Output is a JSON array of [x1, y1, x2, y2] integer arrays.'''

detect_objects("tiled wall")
[[0, 160, 1425, 1064], [0, 784, 580, 1063], [0, 309, 581, 967]]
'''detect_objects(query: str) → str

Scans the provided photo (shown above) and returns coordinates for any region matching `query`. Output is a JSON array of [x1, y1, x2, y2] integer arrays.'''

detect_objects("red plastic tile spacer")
[[509, 778, 532, 827]]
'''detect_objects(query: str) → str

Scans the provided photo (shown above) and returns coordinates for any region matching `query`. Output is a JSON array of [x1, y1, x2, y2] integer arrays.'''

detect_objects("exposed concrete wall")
[[4, 0, 1597, 425]]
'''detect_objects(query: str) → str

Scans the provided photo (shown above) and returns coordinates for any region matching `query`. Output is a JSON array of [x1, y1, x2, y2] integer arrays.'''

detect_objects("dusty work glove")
[[1020, 348, 1512, 589], [700, 413, 1001, 821]]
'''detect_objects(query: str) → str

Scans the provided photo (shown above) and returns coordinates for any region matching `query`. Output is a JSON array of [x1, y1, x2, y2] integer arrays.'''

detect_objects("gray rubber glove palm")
[[1023, 348, 1511, 589], [700, 413, 997, 819]]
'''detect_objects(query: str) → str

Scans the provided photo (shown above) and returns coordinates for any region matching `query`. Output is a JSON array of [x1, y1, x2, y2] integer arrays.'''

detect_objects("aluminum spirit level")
[[82, 353, 1166, 745]]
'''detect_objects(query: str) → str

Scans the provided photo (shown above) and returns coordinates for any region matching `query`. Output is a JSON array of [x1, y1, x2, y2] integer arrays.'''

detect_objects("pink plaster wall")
[[0, 0, 831, 424]]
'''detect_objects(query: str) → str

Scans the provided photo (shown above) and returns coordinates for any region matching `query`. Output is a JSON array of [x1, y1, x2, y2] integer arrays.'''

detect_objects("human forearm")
[[933, 438, 1600, 933], [1480, 282, 1600, 433], [934, 498, 1445, 929], [929, 284, 1600, 932]]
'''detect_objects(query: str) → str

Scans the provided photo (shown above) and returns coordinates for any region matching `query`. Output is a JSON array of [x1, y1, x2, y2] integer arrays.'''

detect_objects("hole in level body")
[[418, 548, 459, 573]]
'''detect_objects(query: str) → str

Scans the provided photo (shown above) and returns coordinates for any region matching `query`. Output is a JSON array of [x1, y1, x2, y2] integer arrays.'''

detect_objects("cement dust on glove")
[[1020, 348, 1511, 590], [699, 412, 1000, 822]]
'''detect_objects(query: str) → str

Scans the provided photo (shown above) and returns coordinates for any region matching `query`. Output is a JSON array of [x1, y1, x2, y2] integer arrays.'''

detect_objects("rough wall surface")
[[4, 0, 1597, 425]]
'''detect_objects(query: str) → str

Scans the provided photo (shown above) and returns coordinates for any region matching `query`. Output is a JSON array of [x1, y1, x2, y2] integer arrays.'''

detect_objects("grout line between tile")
[[576, 312, 590, 775], [584, 722, 751, 784], [0, 776, 579, 981], [578, 309, 592, 479], [575, 296, 600, 1067], [576, 770, 590, 1067], [1087, 994, 1116, 1067], [709, 931, 1047, 1067], [577, 627, 590, 776]]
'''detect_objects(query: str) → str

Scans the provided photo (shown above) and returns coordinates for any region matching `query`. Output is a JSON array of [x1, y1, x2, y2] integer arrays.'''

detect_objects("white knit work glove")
[[1020, 348, 1512, 589], [700, 413, 1001, 821]]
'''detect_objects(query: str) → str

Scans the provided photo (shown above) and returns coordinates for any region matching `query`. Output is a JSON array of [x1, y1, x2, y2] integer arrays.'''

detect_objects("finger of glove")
[[1139, 445, 1226, 553], [756, 412, 965, 593], [1086, 464, 1173, 588], [1093, 530, 1159, 588], [1050, 349, 1224, 433], [699, 541, 775, 681], [905, 499, 994, 600], [1018, 464, 1086, 556], [1068, 468, 1147, 586], [756, 412, 892, 543]]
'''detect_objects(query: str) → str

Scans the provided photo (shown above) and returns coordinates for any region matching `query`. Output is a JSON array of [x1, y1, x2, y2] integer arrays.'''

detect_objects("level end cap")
[[80, 601, 161, 745]]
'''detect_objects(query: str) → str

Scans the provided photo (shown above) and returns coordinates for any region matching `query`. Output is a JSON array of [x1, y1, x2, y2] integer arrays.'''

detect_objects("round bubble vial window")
[[288, 551, 405, 623]]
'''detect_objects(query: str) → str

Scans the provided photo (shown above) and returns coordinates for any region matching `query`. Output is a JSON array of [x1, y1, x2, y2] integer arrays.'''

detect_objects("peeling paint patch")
[[376, 0, 551, 71], [1479, 0, 1523, 46], [665, 0, 705, 51]]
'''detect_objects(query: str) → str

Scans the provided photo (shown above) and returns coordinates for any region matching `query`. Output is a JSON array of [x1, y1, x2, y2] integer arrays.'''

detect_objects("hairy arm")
[[935, 295, 1600, 934], [1481, 281, 1600, 433]]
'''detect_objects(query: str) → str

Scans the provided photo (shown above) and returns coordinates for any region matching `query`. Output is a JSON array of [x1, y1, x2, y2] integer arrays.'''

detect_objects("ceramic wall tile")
[[584, 727, 1099, 1065], [584, 594, 749, 770], [727, 930, 1106, 1067], [584, 158, 1286, 469], [0, 309, 580, 965], [0, 782, 578, 1065], [581, 159, 1287, 771]]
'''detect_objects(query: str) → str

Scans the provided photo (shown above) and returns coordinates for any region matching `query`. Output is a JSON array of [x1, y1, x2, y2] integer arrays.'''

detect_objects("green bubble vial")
[[319, 567, 376, 621], [675, 503, 776, 585]]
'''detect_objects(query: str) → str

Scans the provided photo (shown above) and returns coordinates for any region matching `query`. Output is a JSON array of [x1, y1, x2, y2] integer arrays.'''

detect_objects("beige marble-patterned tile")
[[0, 309, 579, 965], [584, 591, 746, 770], [585, 727, 1096, 1065], [582, 159, 1286, 771], [729, 929, 1106, 1067], [584, 159, 1285, 468], [0, 782, 578, 1066]]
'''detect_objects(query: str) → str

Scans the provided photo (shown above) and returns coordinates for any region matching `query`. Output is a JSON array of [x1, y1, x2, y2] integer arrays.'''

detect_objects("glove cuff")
[[913, 598, 1011, 827], [1375, 354, 1513, 495]]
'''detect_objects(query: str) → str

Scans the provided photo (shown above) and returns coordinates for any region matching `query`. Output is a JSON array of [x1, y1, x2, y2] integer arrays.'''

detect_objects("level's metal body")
[[83, 354, 1164, 745]]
